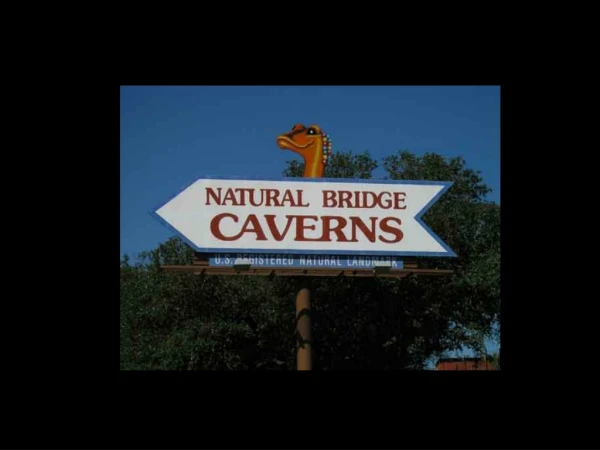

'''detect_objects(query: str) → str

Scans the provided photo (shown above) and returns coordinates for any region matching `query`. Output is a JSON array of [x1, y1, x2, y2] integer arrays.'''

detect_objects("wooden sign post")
[[151, 124, 456, 370], [295, 281, 312, 370]]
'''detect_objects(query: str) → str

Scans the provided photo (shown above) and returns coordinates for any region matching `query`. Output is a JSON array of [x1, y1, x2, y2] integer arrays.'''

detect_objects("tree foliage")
[[121, 148, 500, 370]]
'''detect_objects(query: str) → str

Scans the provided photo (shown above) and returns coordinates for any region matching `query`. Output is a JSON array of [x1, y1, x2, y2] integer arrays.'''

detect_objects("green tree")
[[487, 351, 500, 370], [121, 245, 303, 370], [284, 150, 377, 179], [380, 151, 500, 366], [281, 149, 500, 369]]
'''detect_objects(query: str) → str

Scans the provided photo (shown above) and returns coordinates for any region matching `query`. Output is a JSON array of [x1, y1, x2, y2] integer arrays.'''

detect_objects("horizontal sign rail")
[[160, 265, 454, 278]]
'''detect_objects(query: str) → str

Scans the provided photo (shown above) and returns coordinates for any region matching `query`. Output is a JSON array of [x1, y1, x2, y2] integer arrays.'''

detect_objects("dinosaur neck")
[[303, 143, 324, 178]]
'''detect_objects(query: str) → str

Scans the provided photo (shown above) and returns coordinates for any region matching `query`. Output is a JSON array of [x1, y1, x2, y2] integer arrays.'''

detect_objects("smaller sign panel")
[[209, 253, 404, 269]]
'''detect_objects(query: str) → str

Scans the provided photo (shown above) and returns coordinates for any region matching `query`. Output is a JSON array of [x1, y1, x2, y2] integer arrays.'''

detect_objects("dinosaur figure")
[[277, 123, 332, 371], [277, 123, 332, 178]]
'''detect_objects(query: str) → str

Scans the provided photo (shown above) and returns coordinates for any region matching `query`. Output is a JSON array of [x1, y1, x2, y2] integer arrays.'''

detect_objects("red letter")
[[234, 188, 249, 206], [349, 217, 377, 242], [339, 191, 352, 208], [264, 215, 294, 241], [293, 215, 322, 241], [266, 189, 281, 207], [322, 191, 337, 208], [223, 188, 239, 206], [297, 190, 309, 207], [322, 216, 350, 242], [378, 192, 392, 209], [363, 192, 377, 208], [249, 189, 262, 207], [210, 213, 243, 241], [281, 190, 295, 207], [394, 192, 407, 210], [240, 215, 268, 240], [379, 217, 403, 243], [205, 187, 222, 206]]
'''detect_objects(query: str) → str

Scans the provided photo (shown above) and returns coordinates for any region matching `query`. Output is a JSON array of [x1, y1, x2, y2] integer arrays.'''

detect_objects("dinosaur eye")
[[307, 128, 317, 135]]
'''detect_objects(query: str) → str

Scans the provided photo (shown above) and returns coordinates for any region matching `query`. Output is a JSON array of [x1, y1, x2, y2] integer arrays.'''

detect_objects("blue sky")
[[120, 85, 500, 361]]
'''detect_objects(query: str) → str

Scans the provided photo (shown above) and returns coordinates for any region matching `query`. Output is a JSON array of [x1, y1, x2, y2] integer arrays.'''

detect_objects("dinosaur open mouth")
[[277, 136, 313, 150]]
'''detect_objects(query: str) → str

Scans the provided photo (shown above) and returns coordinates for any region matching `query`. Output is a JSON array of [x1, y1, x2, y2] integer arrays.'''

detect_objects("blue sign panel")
[[209, 253, 404, 269]]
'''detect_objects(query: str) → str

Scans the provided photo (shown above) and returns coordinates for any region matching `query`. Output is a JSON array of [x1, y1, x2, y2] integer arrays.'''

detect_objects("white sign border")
[[150, 176, 457, 258]]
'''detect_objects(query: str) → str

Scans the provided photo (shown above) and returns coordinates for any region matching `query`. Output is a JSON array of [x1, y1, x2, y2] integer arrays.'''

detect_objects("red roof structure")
[[435, 357, 495, 370]]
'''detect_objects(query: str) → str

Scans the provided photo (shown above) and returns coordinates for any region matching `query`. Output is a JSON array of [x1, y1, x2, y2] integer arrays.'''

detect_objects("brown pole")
[[295, 282, 312, 370]]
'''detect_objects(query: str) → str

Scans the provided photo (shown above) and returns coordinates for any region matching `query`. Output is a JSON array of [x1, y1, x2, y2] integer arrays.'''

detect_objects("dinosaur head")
[[277, 123, 332, 177]]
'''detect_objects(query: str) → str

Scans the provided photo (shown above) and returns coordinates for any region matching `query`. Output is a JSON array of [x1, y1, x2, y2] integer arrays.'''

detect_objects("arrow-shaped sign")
[[151, 176, 456, 257]]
